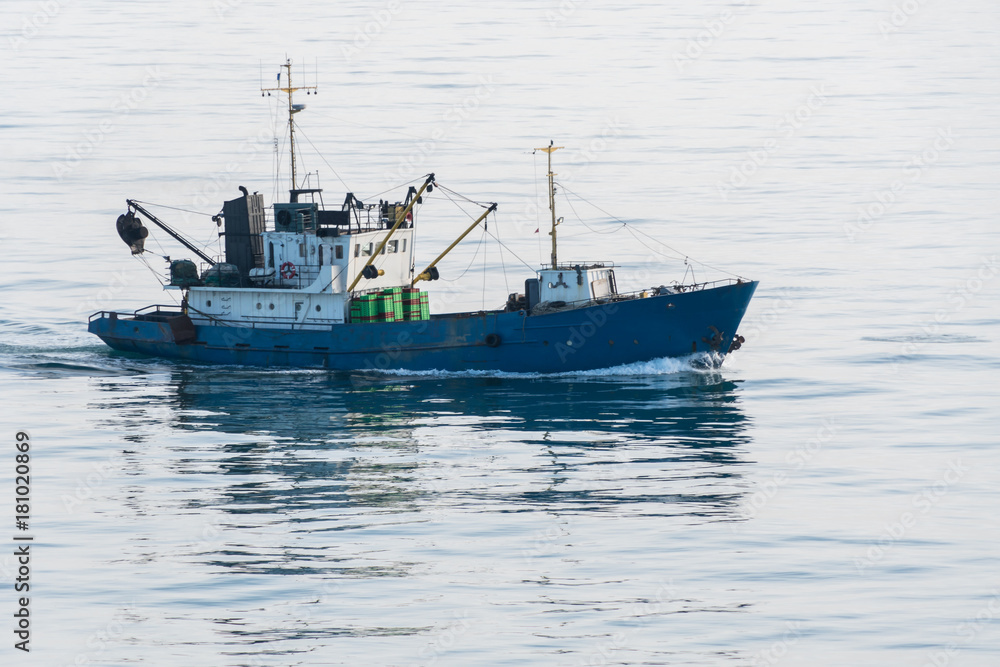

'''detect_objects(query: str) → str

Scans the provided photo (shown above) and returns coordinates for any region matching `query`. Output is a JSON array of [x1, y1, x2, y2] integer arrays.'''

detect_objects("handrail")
[[527, 278, 747, 312], [539, 261, 615, 270], [134, 304, 184, 316]]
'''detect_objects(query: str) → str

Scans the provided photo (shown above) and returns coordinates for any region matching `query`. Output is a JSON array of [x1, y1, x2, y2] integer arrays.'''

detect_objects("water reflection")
[[83, 364, 755, 662], [153, 368, 752, 519]]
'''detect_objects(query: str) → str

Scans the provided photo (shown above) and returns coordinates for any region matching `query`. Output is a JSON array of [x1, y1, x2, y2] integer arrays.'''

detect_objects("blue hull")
[[88, 281, 757, 373]]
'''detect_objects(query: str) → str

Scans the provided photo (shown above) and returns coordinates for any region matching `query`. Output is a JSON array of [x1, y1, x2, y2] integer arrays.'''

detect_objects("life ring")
[[280, 261, 297, 279]]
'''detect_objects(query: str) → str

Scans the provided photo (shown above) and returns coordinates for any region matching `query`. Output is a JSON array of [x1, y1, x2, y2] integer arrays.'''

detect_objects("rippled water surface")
[[2, 1, 999, 665]]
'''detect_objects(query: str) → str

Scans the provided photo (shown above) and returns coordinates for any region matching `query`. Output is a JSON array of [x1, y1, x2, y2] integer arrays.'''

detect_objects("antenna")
[[534, 140, 563, 268], [260, 58, 318, 194]]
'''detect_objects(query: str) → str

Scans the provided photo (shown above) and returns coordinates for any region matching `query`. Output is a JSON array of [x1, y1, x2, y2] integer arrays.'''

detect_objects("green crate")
[[378, 293, 400, 322], [351, 294, 382, 323]]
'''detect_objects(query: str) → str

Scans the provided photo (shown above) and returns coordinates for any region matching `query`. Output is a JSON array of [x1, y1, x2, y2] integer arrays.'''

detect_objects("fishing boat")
[[88, 60, 757, 373]]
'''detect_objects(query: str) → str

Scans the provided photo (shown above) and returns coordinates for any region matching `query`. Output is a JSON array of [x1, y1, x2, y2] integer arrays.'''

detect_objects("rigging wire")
[[436, 185, 480, 222], [295, 125, 351, 193], [482, 215, 537, 273], [149, 226, 169, 258], [439, 228, 487, 283], [433, 187, 503, 288], [554, 181, 744, 279], [130, 200, 223, 261], [267, 88, 279, 201], [435, 184, 536, 278], [307, 111, 504, 151], [533, 151, 543, 264], [482, 216, 488, 309], [433, 182, 491, 209], [273, 119, 289, 201], [493, 200, 509, 297], [559, 190, 625, 235], [135, 253, 181, 308], [361, 176, 427, 205], [131, 200, 213, 218], [136, 253, 167, 287]]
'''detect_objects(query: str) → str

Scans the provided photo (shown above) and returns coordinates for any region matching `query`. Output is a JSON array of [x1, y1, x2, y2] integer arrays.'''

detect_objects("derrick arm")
[[347, 173, 435, 291], [126, 199, 216, 266]]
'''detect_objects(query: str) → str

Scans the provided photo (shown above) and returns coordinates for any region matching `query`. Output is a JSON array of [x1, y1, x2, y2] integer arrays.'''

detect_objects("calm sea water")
[[2, 1, 999, 665]]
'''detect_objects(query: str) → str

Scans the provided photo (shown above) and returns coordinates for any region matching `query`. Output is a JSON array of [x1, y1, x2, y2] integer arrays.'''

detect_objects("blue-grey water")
[[2, 1, 999, 665]]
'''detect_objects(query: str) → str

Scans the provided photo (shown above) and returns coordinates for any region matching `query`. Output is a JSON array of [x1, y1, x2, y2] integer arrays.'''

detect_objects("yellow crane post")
[[347, 173, 436, 292]]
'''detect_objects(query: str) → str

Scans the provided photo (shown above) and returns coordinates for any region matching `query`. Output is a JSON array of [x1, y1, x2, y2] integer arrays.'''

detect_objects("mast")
[[261, 59, 317, 195], [534, 141, 563, 268]]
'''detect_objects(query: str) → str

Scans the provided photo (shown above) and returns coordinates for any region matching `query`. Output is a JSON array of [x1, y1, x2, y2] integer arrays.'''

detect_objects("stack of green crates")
[[350, 294, 380, 323], [402, 288, 421, 321], [419, 291, 430, 320], [351, 288, 428, 324], [379, 288, 403, 322], [402, 288, 430, 321]]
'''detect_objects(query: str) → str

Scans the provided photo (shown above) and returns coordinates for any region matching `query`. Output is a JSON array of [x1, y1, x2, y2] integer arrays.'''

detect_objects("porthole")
[[269, 303, 275, 310], [315, 305, 322, 312], [206, 299, 212, 307], [256, 303, 262, 310]]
